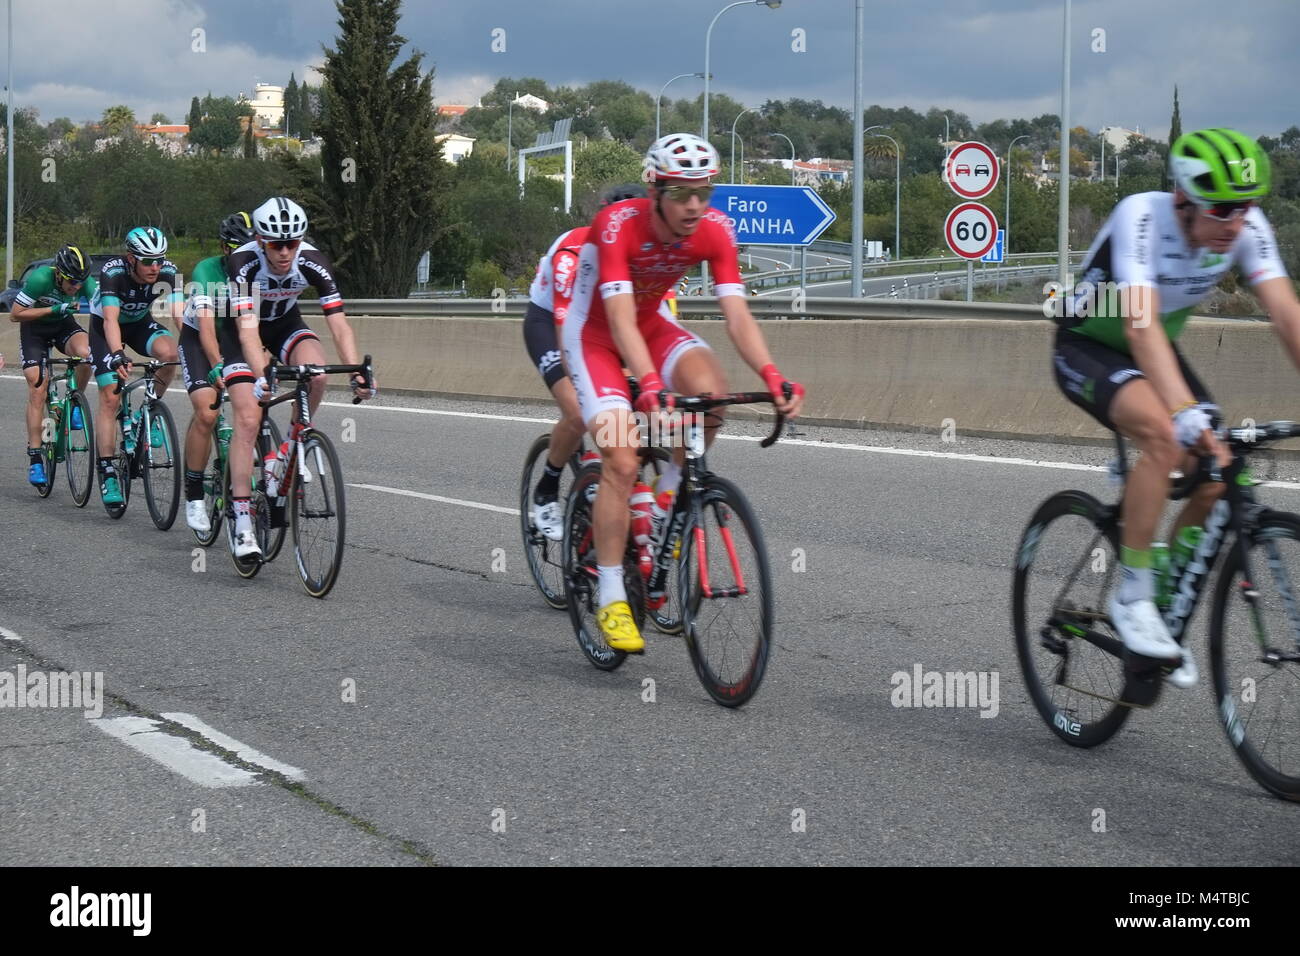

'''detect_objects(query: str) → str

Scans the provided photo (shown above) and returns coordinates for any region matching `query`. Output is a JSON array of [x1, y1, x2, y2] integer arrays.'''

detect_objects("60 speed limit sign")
[[944, 203, 999, 259]]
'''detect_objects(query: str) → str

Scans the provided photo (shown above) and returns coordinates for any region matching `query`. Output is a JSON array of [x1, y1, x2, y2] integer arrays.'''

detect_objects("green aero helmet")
[[1169, 128, 1271, 205]]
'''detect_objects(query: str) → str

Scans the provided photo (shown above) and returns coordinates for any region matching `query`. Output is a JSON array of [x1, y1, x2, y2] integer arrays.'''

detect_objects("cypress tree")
[[187, 96, 202, 128], [316, 0, 452, 295], [285, 73, 299, 138]]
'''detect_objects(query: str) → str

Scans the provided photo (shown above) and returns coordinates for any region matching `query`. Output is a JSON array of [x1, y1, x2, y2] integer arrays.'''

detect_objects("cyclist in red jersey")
[[562, 132, 805, 653]]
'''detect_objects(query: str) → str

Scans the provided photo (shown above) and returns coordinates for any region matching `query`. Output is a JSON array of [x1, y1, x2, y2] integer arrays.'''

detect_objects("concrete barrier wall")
[[3, 315, 1291, 443]]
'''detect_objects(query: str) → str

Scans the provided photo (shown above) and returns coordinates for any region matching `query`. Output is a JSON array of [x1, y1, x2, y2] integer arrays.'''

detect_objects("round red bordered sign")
[[945, 141, 1000, 200], [944, 202, 999, 259]]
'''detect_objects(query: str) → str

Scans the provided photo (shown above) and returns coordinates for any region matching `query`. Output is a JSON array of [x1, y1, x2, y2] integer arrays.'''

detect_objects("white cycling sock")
[[1117, 564, 1153, 604], [598, 564, 627, 607], [656, 461, 682, 497]]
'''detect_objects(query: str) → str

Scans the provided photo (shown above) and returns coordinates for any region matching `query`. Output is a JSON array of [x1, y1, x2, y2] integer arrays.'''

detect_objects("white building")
[[435, 133, 476, 164], [243, 84, 285, 129], [1100, 125, 1144, 152], [512, 93, 549, 114]]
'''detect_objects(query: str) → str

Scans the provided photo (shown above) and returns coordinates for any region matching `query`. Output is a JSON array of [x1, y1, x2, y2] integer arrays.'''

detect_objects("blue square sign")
[[981, 229, 1005, 263]]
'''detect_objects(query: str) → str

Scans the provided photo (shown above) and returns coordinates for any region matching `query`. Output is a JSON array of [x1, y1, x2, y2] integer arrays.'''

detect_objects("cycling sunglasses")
[[261, 238, 302, 251], [136, 256, 166, 266], [55, 271, 84, 286], [1197, 199, 1254, 222], [658, 183, 714, 203]]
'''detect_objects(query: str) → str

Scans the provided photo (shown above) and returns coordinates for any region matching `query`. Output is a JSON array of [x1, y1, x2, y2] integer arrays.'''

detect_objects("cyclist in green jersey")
[[1052, 128, 1300, 686], [9, 245, 96, 485], [178, 212, 256, 533]]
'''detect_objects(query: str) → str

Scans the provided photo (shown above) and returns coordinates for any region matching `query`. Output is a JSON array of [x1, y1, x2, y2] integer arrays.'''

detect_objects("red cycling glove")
[[634, 372, 674, 416], [760, 363, 805, 402]]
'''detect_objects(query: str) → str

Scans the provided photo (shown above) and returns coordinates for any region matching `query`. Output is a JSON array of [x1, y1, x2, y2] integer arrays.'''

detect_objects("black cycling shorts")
[[1053, 330, 1215, 432], [88, 315, 173, 385], [523, 301, 565, 389], [177, 325, 220, 393], [18, 317, 85, 369]]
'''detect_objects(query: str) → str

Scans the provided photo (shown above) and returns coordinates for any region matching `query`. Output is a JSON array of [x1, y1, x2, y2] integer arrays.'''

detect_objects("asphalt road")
[[2, 372, 1298, 866]]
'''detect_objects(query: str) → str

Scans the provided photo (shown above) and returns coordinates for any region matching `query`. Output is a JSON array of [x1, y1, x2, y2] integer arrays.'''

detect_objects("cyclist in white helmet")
[[561, 133, 804, 653], [221, 196, 376, 559]]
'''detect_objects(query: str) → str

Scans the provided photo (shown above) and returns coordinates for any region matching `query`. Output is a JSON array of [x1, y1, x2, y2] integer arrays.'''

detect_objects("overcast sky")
[[8, 0, 1297, 141]]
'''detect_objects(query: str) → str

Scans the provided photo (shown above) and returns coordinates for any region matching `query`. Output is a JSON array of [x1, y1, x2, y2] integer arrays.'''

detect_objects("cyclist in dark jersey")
[[1051, 128, 1300, 687], [88, 227, 184, 506], [10, 245, 96, 485], [177, 211, 255, 533]]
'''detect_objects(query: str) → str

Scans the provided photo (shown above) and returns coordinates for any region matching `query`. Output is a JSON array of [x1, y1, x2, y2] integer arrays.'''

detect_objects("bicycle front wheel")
[[1012, 491, 1131, 747], [65, 392, 94, 507], [142, 400, 180, 530], [36, 407, 57, 499], [1209, 512, 1300, 801], [290, 429, 346, 598], [520, 433, 571, 610], [678, 475, 772, 707]]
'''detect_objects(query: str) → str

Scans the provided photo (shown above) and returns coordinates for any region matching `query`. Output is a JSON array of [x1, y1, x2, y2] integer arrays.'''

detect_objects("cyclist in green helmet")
[[1051, 128, 1300, 687]]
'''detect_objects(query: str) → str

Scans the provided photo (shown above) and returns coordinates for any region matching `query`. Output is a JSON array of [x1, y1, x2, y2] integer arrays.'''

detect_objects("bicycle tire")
[[195, 433, 224, 547], [290, 428, 346, 598], [103, 424, 132, 519], [222, 443, 267, 579], [261, 416, 287, 561], [35, 403, 57, 499], [1209, 511, 1300, 802], [563, 463, 644, 671], [677, 475, 772, 707], [65, 391, 94, 507], [1012, 490, 1131, 747], [520, 433, 571, 610], [142, 400, 181, 530]]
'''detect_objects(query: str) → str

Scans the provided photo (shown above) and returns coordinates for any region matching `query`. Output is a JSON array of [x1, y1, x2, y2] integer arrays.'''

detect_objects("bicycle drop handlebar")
[[261, 354, 374, 408], [668, 387, 791, 449]]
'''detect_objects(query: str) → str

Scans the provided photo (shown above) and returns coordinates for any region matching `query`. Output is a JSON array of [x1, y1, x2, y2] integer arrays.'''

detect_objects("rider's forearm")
[[606, 297, 656, 382], [101, 308, 124, 354], [325, 312, 360, 366], [718, 297, 775, 375], [9, 304, 54, 323]]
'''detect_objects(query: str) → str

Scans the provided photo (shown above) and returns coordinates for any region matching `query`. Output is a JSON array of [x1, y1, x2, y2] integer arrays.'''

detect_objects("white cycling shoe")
[[1109, 596, 1182, 659], [1167, 644, 1198, 689], [233, 528, 263, 560], [185, 500, 211, 534], [533, 501, 563, 541]]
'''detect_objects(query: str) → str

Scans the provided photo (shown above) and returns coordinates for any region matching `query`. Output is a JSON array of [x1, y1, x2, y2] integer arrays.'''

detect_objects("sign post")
[[942, 143, 1001, 303]]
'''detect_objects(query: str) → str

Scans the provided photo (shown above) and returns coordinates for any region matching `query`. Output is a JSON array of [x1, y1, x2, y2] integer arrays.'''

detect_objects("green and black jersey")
[[13, 265, 98, 327]]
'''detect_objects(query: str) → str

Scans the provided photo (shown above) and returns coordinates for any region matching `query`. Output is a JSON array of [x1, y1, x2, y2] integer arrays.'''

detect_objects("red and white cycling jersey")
[[528, 226, 589, 314], [561, 198, 743, 425]]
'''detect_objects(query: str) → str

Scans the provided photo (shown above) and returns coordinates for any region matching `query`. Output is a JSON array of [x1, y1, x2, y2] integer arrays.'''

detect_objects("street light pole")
[[703, 0, 780, 146], [772, 131, 798, 268], [866, 126, 900, 262], [656, 72, 706, 141], [730, 106, 759, 183], [1006, 134, 1029, 256], [6, 0, 13, 284], [1058, 0, 1071, 287], [851, 0, 864, 297]]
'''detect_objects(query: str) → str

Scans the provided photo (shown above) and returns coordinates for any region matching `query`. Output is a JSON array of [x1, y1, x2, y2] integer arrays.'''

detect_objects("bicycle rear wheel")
[[142, 400, 180, 530], [1209, 512, 1300, 801], [520, 433, 578, 609], [562, 463, 643, 671], [260, 417, 287, 561], [195, 435, 224, 547], [1012, 491, 1131, 747], [65, 391, 94, 507], [103, 428, 132, 519], [36, 406, 57, 499], [222, 444, 268, 579], [290, 428, 346, 598], [677, 475, 772, 707]]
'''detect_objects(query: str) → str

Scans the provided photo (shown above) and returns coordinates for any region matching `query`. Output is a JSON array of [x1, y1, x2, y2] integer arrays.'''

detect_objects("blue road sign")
[[981, 228, 1005, 263], [710, 185, 837, 246]]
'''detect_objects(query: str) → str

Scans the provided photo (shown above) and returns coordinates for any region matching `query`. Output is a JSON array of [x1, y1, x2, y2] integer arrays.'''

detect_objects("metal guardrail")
[[300, 296, 1048, 321]]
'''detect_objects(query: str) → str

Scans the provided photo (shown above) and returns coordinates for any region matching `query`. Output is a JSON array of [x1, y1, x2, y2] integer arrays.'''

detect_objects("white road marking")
[[348, 483, 520, 515], [0, 625, 23, 642], [89, 716, 260, 788], [161, 712, 307, 781]]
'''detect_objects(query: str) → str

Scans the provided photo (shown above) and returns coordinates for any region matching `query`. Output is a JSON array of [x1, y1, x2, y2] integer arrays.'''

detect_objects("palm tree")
[[101, 105, 137, 139]]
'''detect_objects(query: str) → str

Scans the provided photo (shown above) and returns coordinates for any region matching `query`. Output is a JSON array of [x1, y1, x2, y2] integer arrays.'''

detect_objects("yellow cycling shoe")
[[597, 601, 645, 654]]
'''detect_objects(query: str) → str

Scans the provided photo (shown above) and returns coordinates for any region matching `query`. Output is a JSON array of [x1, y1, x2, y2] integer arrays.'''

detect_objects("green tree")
[[187, 97, 202, 129], [150, 112, 171, 126], [465, 259, 507, 297], [284, 73, 299, 138], [314, 0, 454, 295], [188, 96, 248, 153], [597, 93, 651, 142], [243, 120, 256, 159]]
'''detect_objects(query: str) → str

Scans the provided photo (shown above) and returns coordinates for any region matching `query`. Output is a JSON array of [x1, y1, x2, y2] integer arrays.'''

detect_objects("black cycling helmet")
[[54, 244, 89, 283], [220, 211, 255, 251], [600, 183, 648, 206]]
